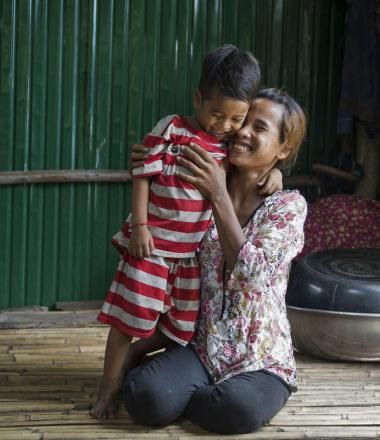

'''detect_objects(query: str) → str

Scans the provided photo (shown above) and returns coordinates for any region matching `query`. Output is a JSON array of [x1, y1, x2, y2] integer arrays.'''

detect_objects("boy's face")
[[193, 89, 250, 140]]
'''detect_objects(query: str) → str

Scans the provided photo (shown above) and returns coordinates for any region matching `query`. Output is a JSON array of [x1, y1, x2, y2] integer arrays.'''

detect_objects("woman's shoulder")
[[261, 190, 307, 219], [265, 189, 306, 207]]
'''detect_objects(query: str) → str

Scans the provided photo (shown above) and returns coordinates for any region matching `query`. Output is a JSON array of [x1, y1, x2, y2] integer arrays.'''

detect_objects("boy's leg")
[[123, 344, 211, 426], [129, 331, 170, 359], [157, 256, 200, 346], [93, 252, 171, 419], [90, 326, 132, 419], [185, 370, 291, 434], [91, 327, 171, 419]]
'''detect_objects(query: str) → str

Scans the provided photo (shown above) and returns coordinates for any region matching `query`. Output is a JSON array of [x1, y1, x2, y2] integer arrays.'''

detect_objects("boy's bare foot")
[[90, 397, 119, 419]]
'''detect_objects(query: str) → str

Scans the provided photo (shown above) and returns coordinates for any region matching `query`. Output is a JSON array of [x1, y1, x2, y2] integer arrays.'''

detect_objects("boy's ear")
[[193, 89, 202, 109]]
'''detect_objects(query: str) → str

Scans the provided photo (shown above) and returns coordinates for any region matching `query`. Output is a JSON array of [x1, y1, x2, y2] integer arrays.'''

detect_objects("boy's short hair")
[[198, 44, 260, 103]]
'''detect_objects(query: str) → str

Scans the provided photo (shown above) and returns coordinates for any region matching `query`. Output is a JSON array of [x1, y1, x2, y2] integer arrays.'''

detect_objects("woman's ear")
[[277, 142, 291, 161], [193, 89, 202, 109]]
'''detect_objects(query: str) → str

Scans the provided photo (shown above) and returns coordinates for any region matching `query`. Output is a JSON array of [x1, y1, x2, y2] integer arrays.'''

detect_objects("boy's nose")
[[220, 121, 231, 132]]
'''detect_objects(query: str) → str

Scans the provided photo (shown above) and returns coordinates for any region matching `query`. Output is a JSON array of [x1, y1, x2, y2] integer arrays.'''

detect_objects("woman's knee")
[[187, 384, 265, 434], [123, 345, 203, 426], [186, 372, 290, 434], [123, 371, 176, 426]]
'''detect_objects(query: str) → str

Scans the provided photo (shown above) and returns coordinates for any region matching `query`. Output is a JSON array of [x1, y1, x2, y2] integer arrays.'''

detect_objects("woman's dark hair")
[[256, 88, 307, 168], [198, 45, 260, 103]]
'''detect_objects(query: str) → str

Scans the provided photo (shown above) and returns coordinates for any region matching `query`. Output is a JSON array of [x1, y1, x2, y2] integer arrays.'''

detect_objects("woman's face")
[[228, 98, 289, 170]]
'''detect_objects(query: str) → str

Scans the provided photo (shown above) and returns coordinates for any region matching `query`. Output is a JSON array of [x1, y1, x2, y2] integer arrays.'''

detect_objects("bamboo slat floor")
[[0, 326, 379, 440]]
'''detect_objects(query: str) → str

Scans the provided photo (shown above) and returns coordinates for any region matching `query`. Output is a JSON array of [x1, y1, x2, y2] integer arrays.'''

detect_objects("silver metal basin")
[[287, 306, 380, 361]]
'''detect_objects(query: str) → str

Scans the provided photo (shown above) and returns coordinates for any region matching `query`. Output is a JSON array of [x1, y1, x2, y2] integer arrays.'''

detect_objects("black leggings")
[[123, 344, 291, 434]]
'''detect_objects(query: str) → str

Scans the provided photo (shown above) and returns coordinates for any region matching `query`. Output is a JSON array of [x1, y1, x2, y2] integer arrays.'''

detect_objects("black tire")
[[286, 248, 380, 313]]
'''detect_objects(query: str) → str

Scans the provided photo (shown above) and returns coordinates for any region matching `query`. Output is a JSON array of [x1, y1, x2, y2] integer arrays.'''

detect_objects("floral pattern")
[[191, 190, 307, 389], [298, 194, 380, 259]]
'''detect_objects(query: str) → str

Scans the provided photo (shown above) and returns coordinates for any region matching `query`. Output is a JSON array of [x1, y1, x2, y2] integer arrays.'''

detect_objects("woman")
[[123, 88, 307, 434]]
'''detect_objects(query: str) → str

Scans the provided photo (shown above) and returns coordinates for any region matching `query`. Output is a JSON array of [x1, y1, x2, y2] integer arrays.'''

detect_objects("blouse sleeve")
[[227, 192, 307, 292], [132, 115, 175, 177]]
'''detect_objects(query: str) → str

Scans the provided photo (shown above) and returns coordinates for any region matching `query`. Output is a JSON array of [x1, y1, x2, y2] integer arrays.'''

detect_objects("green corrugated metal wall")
[[0, 0, 346, 309]]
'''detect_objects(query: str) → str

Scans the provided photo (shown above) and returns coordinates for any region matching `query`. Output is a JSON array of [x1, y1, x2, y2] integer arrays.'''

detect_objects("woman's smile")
[[229, 141, 253, 153]]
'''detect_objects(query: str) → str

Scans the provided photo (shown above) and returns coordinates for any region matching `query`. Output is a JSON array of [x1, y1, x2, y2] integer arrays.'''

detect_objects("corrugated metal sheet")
[[0, 0, 346, 308]]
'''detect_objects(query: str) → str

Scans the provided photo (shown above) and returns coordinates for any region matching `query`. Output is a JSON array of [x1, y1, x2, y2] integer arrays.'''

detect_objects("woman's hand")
[[128, 144, 148, 172], [176, 144, 227, 201]]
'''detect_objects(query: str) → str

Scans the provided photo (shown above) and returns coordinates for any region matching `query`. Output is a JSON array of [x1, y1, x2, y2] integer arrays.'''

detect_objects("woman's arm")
[[130, 142, 246, 267], [227, 193, 307, 292], [176, 145, 246, 270]]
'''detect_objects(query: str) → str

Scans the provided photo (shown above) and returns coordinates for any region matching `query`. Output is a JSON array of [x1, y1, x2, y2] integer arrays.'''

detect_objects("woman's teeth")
[[233, 144, 250, 152]]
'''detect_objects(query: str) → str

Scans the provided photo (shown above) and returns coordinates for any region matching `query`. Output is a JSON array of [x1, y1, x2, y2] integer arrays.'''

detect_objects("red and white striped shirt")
[[114, 115, 227, 258]]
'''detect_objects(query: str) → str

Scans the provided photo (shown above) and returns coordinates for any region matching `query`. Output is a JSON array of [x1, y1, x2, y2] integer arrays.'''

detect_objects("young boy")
[[91, 45, 279, 419]]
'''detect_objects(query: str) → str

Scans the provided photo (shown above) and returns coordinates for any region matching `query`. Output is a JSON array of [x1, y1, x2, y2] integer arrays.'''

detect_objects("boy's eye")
[[232, 119, 244, 124]]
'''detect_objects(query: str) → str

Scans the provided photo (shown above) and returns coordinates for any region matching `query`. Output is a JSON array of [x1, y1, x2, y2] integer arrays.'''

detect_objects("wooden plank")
[[6, 376, 67, 384], [177, 427, 380, 439], [0, 384, 82, 392], [55, 300, 103, 311], [279, 405, 380, 415], [284, 174, 321, 187], [9, 346, 81, 354], [312, 163, 360, 183], [0, 306, 49, 313], [0, 169, 131, 185], [0, 311, 101, 329], [1, 326, 379, 439], [0, 431, 40, 440]]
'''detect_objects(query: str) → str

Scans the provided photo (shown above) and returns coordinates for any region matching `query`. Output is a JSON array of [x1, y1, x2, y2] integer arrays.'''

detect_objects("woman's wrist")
[[209, 186, 230, 207]]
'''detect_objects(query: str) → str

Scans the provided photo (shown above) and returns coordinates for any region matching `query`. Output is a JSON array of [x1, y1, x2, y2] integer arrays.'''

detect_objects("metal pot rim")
[[287, 305, 380, 318]]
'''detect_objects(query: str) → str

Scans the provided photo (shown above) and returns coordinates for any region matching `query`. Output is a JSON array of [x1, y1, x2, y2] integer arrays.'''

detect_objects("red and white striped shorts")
[[98, 252, 200, 346]]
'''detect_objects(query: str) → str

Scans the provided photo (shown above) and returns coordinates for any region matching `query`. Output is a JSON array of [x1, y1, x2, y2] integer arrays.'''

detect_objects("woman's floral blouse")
[[192, 190, 307, 390]]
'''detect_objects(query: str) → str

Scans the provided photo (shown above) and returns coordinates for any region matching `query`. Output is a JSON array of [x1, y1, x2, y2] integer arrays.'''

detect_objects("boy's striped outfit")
[[98, 115, 226, 345]]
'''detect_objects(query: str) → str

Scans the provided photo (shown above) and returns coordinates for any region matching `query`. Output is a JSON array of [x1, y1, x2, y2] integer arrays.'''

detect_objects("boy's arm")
[[128, 177, 154, 258], [257, 167, 283, 195], [132, 176, 150, 225]]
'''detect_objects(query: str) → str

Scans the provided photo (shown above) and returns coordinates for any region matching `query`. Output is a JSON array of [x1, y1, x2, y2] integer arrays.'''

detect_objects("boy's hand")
[[128, 226, 154, 258], [257, 168, 283, 195]]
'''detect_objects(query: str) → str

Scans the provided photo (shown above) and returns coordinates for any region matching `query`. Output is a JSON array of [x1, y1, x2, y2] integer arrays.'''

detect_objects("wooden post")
[[0, 170, 132, 185]]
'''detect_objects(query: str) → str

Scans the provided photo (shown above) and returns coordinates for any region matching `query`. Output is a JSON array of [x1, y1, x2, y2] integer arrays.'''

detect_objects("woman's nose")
[[237, 124, 252, 137]]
